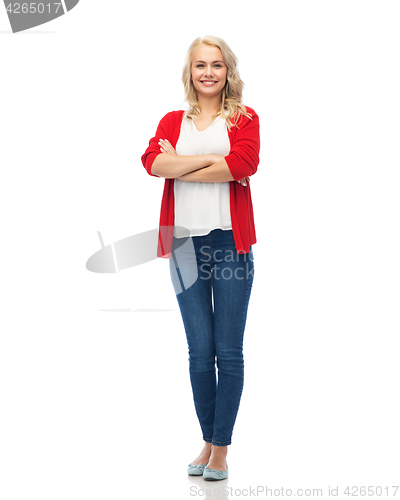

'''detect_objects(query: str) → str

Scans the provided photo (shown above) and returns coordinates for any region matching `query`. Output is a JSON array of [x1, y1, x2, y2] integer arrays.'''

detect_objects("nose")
[[204, 65, 214, 77]]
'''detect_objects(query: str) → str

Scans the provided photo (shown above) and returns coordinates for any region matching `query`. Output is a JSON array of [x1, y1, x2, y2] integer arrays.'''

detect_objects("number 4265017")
[[5, 3, 63, 14]]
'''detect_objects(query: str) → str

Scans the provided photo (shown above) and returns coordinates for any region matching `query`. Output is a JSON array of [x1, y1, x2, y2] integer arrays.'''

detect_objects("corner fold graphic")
[[3, 0, 80, 33], [86, 229, 160, 274], [64, 0, 79, 12], [85, 226, 198, 296]]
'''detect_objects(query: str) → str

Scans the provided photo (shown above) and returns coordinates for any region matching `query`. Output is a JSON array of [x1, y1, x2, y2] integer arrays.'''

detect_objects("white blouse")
[[174, 112, 232, 238]]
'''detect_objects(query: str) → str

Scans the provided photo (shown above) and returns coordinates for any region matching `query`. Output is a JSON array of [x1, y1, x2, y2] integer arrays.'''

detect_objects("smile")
[[201, 81, 218, 85]]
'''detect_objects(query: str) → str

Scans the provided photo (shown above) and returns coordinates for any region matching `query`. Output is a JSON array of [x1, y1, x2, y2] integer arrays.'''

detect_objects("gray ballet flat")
[[203, 464, 229, 481], [187, 463, 208, 476]]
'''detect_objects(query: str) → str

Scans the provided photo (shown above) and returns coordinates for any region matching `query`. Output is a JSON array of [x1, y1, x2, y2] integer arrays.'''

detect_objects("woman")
[[141, 35, 260, 481]]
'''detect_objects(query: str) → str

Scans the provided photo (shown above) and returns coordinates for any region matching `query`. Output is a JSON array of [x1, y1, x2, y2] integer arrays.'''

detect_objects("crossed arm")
[[151, 139, 250, 186]]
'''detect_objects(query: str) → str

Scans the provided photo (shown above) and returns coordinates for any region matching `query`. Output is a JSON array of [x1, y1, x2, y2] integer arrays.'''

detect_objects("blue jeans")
[[169, 229, 254, 446]]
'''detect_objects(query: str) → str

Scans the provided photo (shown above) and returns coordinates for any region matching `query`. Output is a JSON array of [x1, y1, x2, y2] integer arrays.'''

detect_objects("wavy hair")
[[182, 35, 252, 130]]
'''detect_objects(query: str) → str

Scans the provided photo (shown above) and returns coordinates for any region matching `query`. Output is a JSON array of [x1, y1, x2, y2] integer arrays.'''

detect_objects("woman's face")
[[191, 44, 228, 100]]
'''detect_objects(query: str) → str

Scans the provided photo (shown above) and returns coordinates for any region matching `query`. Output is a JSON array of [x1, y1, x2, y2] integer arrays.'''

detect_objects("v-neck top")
[[173, 112, 232, 238], [141, 106, 260, 257]]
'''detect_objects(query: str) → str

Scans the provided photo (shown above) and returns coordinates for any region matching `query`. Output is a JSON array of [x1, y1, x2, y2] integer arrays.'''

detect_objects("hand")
[[237, 176, 250, 186], [158, 139, 177, 155]]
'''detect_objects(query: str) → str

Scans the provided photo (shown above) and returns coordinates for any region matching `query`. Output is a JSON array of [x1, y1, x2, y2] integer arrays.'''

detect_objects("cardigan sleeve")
[[224, 109, 260, 181], [141, 112, 172, 177]]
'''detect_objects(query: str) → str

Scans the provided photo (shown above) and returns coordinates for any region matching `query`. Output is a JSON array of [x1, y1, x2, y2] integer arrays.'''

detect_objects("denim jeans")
[[169, 229, 254, 446]]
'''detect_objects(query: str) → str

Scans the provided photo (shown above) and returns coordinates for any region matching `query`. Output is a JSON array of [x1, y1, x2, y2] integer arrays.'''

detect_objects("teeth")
[[202, 81, 216, 85]]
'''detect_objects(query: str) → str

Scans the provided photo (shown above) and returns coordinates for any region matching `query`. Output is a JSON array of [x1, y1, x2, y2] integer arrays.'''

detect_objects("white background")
[[1, 1, 399, 498]]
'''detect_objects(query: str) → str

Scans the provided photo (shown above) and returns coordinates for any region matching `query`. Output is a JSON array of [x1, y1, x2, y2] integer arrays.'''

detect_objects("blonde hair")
[[182, 35, 252, 130]]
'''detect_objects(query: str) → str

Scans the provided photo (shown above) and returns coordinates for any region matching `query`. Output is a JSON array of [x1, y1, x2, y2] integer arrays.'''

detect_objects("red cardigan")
[[141, 106, 260, 258]]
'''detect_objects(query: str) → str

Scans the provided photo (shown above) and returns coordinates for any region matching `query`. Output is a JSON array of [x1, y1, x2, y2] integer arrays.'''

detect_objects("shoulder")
[[159, 109, 185, 125], [229, 105, 259, 132], [244, 105, 257, 117]]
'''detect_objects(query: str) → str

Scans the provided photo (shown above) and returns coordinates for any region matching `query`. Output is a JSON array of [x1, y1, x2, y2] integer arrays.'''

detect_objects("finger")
[[160, 139, 174, 149], [159, 142, 174, 153]]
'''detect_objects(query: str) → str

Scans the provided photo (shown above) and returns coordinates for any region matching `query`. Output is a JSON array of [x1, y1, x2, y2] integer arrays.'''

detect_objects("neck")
[[197, 93, 222, 116]]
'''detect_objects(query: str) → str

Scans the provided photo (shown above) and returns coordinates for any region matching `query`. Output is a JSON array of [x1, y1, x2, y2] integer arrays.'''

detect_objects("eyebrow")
[[194, 60, 225, 64]]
